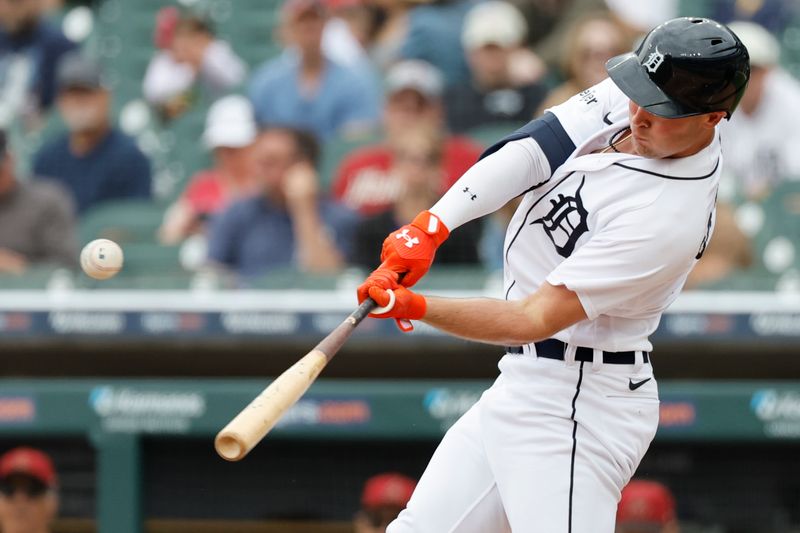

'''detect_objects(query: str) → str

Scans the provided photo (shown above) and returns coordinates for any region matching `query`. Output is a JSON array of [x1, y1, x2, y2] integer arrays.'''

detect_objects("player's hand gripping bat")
[[214, 297, 381, 461]]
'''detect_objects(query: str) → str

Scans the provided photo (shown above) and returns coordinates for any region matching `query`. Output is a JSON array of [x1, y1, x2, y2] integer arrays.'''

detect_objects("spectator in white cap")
[[159, 94, 258, 245], [720, 21, 800, 200], [331, 59, 483, 216], [445, 0, 548, 133]]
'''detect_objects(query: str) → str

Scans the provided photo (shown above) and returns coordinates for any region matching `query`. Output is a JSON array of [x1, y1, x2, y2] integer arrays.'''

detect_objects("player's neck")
[[668, 128, 716, 159]]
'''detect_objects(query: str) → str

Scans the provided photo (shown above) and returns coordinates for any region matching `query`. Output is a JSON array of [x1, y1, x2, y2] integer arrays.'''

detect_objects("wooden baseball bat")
[[214, 298, 378, 461]]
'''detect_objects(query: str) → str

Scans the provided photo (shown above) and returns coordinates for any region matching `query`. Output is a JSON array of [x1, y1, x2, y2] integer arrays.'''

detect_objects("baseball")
[[80, 239, 124, 280]]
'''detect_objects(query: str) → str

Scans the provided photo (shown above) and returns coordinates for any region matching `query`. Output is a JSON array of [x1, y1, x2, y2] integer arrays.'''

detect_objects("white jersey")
[[501, 78, 721, 351]]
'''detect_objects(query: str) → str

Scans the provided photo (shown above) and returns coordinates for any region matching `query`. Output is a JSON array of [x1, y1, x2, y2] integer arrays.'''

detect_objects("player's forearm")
[[420, 283, 587, 346], [430, 138, 550, 230], [421, 296, 553, 346]]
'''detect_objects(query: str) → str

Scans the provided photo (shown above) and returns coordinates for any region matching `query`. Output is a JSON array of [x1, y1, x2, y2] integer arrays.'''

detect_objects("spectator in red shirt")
[[350, 126, 483, 270], [331, 59, 483, 216], [616, 479, 680, 533], [159, 94, 258, 245], [354, 472, 416, 533]]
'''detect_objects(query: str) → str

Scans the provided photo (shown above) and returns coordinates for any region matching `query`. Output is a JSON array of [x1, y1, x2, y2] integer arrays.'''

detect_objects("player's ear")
[[704, 111, 726, 128]]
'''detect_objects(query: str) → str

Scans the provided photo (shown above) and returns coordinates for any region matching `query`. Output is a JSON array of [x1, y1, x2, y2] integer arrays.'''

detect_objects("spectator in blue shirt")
[[0, 0, 77, 124], [401, 0, 481, 87], [247, 0, 380, 141], [32, 53, 152, 214], [207, 127, 359, 279]]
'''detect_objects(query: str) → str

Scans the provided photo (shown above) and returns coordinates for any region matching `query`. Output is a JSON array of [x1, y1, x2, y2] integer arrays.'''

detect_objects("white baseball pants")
[[387, 352, 660, 533]]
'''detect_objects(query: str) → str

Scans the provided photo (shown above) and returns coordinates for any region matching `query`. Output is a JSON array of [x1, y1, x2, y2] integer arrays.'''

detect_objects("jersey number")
[[695, 211, 713, 260]]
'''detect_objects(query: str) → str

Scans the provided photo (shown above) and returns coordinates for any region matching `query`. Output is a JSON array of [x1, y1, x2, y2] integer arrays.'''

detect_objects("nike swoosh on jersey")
[[628, 378, 652, 391]]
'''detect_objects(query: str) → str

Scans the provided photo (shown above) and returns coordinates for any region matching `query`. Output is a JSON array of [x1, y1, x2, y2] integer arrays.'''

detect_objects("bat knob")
[[371, 289, 396, 315], [215, 433, 245, 461]]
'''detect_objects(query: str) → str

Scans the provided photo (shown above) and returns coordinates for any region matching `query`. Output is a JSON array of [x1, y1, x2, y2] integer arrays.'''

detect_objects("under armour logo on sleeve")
[[396, 229, 420, 248]]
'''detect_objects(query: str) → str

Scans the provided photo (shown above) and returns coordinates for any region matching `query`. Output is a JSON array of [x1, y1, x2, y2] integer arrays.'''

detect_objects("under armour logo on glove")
[[378, 210, 450, 287], [396, 229, 420, 248]]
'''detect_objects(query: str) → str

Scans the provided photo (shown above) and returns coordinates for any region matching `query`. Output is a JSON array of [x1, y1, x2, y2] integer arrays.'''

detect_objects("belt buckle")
[[634, 350, 645, 372], [564, 343, 577, 366], [591, 348, 603, 372]]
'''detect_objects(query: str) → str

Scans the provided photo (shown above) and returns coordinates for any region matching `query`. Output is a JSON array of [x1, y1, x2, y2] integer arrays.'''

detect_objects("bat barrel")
[[213, 298, 379, 461], [214, 349, 328, 460], [215, 434, 246, 461]]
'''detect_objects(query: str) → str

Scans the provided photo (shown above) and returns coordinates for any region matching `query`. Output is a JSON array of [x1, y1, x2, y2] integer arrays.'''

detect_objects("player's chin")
[[632, 137, 657, 158]]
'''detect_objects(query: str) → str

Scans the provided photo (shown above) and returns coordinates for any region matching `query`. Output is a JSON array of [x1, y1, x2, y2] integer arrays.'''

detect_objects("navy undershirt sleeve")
[[479, 112, 576, 176]]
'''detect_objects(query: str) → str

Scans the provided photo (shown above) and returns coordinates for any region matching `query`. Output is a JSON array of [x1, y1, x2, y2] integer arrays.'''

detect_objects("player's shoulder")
[[584, 150, 720, 231], [548, 78, 628, 121], [544, 78, 629, 148]]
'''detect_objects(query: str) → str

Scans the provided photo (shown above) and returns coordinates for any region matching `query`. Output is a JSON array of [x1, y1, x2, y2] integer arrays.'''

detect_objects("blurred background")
[[0, 0, 799, 532]]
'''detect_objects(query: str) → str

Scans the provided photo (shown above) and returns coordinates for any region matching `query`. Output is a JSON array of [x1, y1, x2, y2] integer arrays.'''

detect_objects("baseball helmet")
[[606, 17, 750, 119]]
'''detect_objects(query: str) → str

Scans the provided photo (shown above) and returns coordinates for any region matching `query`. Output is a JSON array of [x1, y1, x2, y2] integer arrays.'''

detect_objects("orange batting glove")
[[357, 268, 426, 332], [379, 210, 449, 287], [357, 267, 399, 306], [367, 285, 426, 333]]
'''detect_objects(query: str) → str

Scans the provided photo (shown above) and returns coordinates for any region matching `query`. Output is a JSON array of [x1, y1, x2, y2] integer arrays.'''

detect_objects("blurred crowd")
[[0, 0, 798, 289], [0, 444, 684, 533]]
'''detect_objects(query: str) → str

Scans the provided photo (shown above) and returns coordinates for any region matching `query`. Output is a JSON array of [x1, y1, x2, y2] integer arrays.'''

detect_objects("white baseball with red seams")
[[80, 239, 124, 280]]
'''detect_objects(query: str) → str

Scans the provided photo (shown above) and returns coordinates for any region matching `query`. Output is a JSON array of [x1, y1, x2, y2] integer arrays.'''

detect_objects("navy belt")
[[506, 338, 649, 365]]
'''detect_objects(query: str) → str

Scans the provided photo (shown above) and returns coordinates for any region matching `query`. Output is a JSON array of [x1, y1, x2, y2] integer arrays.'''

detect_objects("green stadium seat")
[[248, 268, 341, 290], [319, 133, 381, 190], [0, 265, 66, 290], [465, 122, 525, 149], [415, 266, 489, 291], [116, 241, 184, 276], [79, 198, 167, 246], [694, 268, 778, 291]]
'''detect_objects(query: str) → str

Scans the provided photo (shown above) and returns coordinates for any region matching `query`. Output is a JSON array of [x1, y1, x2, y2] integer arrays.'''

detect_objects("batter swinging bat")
[[214, 298, 380, 461]]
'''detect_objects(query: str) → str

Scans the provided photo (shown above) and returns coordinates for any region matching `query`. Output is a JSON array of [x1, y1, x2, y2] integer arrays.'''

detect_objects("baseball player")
[[356, 18, 750, 533]]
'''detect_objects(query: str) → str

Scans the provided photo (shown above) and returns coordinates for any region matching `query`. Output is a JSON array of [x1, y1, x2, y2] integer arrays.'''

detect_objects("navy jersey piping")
[[568, 361, 584, 532], [612, 158, 719, 181], [504, 279, 516, 300]]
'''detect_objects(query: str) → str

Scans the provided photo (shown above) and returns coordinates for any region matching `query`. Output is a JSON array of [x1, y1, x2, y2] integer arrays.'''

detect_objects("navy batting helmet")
[[606, 17, 750, 119]]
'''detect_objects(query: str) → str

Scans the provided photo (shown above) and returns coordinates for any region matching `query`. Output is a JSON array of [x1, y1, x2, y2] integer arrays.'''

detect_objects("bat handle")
[[349, 270, 406, 325], [350, 297, 378, 325]]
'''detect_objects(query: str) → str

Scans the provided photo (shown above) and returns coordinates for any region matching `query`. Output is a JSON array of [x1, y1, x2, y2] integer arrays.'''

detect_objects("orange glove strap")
[[410, 211, 450, 246]]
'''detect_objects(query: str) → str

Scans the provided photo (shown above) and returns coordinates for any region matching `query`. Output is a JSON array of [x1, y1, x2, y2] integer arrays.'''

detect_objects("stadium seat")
[[759, 181, 800, 273], [464, 121, 526, 149], [79, 198, 167, 246], [319, 133, 381, 190], [114, 241, 184, 277], [248, 268, 341, 290]]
